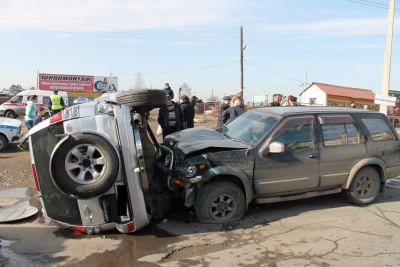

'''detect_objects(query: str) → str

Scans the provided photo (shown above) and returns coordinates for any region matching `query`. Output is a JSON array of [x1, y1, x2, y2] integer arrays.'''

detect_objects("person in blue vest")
[[49, 89, 65, 115]]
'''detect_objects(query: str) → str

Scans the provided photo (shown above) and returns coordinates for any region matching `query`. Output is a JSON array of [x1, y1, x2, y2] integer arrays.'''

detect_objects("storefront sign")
[[38, 73, 118, 92]]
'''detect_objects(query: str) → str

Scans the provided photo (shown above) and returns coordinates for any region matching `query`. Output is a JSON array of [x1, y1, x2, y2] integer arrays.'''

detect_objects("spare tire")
[[116, 89, 166, 111], [51, 133, 119, 198]]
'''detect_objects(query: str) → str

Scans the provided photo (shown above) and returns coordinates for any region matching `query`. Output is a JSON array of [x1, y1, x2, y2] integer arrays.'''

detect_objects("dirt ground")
[[0, 113, 218, 188]]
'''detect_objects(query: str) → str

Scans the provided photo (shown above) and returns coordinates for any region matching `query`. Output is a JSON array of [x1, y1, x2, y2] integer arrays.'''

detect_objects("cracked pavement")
[[1, 179, 400, 266]]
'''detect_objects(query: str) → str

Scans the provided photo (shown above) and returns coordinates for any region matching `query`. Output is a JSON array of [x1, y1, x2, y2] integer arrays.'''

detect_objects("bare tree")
[[1, 84, 23, 95], [179, 82, 192, 97], [133, 72, 145, 89]]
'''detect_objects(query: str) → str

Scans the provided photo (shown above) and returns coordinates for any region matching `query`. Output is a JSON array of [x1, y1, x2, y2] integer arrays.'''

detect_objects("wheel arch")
[[5, 109, 18, 118], [201, 166, 253, 208], [342, 158, 387, 190], [0, 132, 9, 143]]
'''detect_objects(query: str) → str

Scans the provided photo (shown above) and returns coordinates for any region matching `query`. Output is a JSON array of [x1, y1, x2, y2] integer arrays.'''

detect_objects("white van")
[[0, 90, 68, 118]]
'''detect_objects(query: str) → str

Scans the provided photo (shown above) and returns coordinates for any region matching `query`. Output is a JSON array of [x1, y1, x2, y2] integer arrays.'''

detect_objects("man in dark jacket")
[[164, 83, 174, 100], [269, 94, 282, 106], [158, 95, 183, 140], [179, 95, 195, 129], [217, 96, 231, 128], [222, 99, 245, 124]]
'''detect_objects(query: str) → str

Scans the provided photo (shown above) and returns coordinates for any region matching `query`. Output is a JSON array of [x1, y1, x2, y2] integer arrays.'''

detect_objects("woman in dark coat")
[[180, 95, 195, 128]]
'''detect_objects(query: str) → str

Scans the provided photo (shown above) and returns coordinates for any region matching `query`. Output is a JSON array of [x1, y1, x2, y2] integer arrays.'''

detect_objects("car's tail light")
[[127, 222, 135, 232], [70, 226, 86, 234], [49, 106, 80, 125], [49, 112, 63, 124], [31, 163, 40, 192]]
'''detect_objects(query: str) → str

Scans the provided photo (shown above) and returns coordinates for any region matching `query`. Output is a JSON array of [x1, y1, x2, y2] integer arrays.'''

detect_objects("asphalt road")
[[1, 178, 400, 267]]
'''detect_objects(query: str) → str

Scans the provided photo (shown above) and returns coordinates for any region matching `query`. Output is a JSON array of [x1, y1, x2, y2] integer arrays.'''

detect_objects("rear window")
[[318, 114, 360, 146], [361, 118, 394, 142]]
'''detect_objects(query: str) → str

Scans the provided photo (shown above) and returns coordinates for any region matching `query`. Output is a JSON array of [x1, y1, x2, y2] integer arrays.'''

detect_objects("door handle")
[[309, 153, 319, 158]]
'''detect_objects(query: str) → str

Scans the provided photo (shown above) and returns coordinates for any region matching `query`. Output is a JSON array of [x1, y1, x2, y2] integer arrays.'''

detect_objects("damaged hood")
[[165, 126, 248, 155]]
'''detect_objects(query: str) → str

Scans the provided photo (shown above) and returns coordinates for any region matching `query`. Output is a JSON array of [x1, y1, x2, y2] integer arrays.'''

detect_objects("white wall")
[[300, 85, 326, 106]]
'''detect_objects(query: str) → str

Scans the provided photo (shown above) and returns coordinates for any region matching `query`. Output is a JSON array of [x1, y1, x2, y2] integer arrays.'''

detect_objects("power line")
[[348, 0, 388, 9], [115, 62, 237, 76], [244, 60, 304, 83]]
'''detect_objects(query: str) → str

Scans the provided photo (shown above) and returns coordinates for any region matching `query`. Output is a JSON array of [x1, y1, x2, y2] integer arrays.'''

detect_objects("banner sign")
[[38, 73, 118, 92], [252, 95, 267, 103], [374, 95, 396, 106]]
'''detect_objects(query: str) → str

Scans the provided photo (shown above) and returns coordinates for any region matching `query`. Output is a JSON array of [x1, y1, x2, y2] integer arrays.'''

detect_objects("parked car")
[[72, 97, 89, 105], [154, 107, 400, 223], [28, 93, 400, 234], [0, 90, 68, 119], [0, 117, 23, 151]]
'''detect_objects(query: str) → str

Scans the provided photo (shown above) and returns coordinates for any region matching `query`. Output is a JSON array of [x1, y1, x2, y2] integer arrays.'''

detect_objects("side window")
[[319, 114, 360, 147], [43, 97, 50, 107], [11, 95, 23, 103], [270, 116, 314, 150], [361, 118, 394, 142]]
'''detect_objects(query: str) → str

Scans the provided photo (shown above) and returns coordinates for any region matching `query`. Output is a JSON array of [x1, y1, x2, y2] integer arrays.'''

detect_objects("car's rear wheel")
[[346, 167, 380, 205], [194, 181, 246, 224], [0, 135, 8, 151], [5, 111, 17, 118], [51, 133, 119, 198], [116, 89, 166, 112]]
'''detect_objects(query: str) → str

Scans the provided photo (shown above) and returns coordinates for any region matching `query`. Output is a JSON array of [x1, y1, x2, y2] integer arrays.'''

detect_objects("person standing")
[[158, 95, 183, 140], [17, 106, 45, 150], [222, 99, 245, 124], [287, 96, 298, 106], [349, 101, 356, 108], [164, 83, 174, 100], [179, 95, 195, 129], [231, 88, 244, 108], [49, 89, 65, 115], [23, 95, 38, 133], [269, 94, 282, 106], [217, 96, 231, 128]]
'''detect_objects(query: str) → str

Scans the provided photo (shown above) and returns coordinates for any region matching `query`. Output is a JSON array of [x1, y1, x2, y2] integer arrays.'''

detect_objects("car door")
[[317, 114, 367, 187], [254, 115, 319, 196]]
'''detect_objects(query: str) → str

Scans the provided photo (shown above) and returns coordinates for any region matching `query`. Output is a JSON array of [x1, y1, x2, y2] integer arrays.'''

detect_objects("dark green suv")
[[154, 107, 400, 223]]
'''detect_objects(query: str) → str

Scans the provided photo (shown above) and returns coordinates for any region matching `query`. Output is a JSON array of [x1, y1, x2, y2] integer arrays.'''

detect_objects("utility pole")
[[240, 26, 244, 90], [379, 0, 395, 114]]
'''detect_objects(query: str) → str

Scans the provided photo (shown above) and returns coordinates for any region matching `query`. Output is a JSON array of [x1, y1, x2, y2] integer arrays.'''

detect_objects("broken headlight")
[[186, 166, 197, 178]]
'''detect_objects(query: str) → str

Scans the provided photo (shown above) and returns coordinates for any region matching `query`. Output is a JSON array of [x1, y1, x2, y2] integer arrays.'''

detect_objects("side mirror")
[[259, 141, 285, 157], [269, 142, 285, 153]]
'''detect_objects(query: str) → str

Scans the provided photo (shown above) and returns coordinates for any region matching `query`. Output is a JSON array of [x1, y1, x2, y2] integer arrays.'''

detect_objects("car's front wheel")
[[0, 135, 8, 151], [194, 181, 246, 224], [5, 111, 16, 118], [345, 167, 380, 205]]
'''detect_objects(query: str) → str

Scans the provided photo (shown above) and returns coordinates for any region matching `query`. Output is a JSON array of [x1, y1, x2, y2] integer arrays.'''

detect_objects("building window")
[[309, 98, 316, 105]]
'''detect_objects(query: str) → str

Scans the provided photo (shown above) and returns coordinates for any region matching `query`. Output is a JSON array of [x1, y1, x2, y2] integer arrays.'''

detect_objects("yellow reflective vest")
[[50, 94, 62, 110]]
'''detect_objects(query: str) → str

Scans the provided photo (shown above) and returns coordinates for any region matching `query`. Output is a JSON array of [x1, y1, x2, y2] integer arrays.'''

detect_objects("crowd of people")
[[157, 85, 310, 141]]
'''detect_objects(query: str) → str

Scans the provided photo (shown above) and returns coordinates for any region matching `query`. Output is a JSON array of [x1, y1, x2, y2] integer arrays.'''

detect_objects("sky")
[[0, 0, 399, 103]]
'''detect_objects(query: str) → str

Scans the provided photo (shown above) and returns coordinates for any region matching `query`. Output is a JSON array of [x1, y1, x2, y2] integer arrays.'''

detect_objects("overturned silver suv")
[[29, 91, 400, 234]]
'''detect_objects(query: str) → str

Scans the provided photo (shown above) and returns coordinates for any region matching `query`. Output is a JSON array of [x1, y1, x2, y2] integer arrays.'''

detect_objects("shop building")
[[300, 82, 379, 111]]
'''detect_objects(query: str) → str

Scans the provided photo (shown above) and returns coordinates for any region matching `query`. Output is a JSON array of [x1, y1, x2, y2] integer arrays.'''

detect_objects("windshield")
[[220, 110, 279, 146]]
